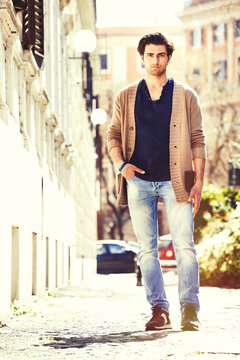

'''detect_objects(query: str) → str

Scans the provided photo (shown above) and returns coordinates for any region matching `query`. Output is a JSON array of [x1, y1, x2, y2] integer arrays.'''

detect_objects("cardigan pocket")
[[117, 173, 122, 194], [184, 170, 195, 192]]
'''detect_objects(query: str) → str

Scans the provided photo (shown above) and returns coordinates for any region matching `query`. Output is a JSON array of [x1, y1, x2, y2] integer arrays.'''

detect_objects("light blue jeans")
[[127, 177, 200, 314]]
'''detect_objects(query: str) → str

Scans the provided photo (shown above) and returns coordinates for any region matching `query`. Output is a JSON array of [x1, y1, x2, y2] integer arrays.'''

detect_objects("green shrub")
[[197, 205, 240, 288], [194, 185, 240, 243]]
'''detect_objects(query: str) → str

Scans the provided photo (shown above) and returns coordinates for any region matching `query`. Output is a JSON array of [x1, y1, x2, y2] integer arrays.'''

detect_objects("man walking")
[[107, 33, 206, 331]]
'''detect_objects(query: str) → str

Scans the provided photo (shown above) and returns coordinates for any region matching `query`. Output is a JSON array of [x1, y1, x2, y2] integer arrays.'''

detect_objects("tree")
[[202, 81, 239, 185], [187, 58, 240, 186], [100, 153, 131, 240]]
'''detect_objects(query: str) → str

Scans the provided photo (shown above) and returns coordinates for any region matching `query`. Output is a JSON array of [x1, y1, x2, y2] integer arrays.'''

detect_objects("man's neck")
[[145, 73, 168, 89]]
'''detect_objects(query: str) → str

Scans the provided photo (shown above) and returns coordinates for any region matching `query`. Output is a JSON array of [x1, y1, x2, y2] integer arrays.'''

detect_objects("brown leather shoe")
[[145, 306, 171, 331], [181, 304, 199, 331]]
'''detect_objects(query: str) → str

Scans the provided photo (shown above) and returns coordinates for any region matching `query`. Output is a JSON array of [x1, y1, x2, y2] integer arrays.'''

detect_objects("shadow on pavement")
[[42, 329, 180, 349]]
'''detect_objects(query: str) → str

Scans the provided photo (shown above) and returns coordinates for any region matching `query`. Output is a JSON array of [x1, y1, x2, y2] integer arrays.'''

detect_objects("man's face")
[[142, 44, 171, 77]]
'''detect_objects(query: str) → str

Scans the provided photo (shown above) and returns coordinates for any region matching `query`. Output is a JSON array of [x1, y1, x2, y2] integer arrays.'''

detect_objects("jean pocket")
[[127, 175, 136, 181]]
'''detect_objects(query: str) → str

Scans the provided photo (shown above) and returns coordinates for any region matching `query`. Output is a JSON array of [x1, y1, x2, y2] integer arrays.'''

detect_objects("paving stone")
[[0, 272, 240, 360]]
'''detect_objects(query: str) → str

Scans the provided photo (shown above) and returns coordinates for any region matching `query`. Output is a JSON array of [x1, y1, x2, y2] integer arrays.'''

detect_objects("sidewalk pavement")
[[0, 272, 240, 360]]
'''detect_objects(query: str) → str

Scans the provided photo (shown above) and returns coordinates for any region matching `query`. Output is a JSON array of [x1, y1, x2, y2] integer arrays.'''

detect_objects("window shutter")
[[34, 0, 44, 67], [224, 23, 227, 41], [12, 0, 27, 11], [213, 24, 216, 43], [234, 19, 240, 38], [190, 30, 193, 47], [22, 0, 44, 68], [224, 60, 227, 80]]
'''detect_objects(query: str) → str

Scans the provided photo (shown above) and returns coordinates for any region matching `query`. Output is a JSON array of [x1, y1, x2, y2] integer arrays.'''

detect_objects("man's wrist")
[[115, 160, 125, 171], [119, 162, 128, 173], [194, 180, 204, 188]]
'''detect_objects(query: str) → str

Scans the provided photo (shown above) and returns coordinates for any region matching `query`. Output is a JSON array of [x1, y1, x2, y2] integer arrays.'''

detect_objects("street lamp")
[[71, 29, 107, 240], [73, 30, 97, 54], [71, 30, 106, 123], [71, 29, 97, 113], [89, 99, 107, 241], [90, 96, 107, 150], [91, 108, 107, 126]]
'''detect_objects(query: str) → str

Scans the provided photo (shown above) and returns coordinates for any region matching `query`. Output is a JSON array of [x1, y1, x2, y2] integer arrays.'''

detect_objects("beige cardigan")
[[107, 80, 207, 206]]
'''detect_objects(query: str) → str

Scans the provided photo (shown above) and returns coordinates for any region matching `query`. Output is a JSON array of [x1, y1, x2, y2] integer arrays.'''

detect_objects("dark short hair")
[[137, 32, 175, 57]]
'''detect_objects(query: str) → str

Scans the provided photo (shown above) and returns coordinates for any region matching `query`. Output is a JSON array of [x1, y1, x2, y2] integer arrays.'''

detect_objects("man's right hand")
[[121, 163, 145, 180]]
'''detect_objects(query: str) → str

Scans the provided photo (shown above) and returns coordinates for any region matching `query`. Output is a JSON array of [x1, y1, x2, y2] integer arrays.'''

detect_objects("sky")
[[96, 0, 186, 28]]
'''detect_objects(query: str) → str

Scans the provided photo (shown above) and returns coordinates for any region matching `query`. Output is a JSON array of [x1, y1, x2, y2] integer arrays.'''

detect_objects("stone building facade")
[[0, 0, 97, 322], [180, 0, 240, 185]]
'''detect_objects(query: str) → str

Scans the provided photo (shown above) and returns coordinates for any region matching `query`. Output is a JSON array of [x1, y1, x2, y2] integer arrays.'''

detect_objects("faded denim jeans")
[[127, 177, 200, 314]]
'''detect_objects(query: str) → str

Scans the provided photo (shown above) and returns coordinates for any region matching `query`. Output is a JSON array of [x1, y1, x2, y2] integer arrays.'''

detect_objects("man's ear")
[[168, 55, 172, 64]]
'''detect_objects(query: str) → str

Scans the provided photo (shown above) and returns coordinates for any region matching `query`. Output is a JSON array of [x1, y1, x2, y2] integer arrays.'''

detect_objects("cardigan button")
[[129, 126, 134, 130], [127, 147, 132, 152], [173, 124, 177, 127], [174, 145, 177, 148]]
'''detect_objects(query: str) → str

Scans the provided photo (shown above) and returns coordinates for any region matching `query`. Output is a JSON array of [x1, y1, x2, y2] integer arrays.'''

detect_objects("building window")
[[215, 60, 227, 81], [238, 57, 240, 85], [192, 69, 201, 92], [12, 0, 27, 11], [22, 0, 44, 68], [137, 54, 145, 73], [190, 28, 203, 49], [193, 69, 200, 75], [99, 51, 110, 74], [213, 23, 226, 45], [234, 19, 240, 38], [100, 54, 108, 70]]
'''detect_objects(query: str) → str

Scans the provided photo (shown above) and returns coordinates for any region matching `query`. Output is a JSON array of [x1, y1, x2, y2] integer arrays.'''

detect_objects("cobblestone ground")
[[0, 272, 240, 360]]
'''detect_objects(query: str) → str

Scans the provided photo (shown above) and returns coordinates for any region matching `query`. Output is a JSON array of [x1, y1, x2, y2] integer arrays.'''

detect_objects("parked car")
[[136, 234, 176, 286], [158, 234, 177, 269], [96, 240, 139, 274]]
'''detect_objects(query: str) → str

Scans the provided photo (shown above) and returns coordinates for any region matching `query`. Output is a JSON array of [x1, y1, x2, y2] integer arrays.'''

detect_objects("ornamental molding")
[[66, 154, 73, 168], [38, 89, 49, 111], [54, 128, 65, 146], [60, 0, 71, 11], [31, 79, 41, 102], [46, 112, 58, 131], [60, 142, 68, 156], [12, 39, 23, 67], [22, 50, 39, 84], [62, 12, 74, 35], [0, 1, 22, 43], [31, 80, 49, 110]]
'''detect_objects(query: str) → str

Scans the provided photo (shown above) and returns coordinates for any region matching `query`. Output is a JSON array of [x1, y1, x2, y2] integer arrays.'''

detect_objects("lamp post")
[[71, 29, 107, 240], [71, 30, 107, 125], [71, 30, 97, 114], [90, 105, 107, 240]]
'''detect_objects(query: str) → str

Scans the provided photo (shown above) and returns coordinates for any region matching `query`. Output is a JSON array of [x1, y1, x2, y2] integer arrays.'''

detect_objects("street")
[[0, 272, 240, 360]]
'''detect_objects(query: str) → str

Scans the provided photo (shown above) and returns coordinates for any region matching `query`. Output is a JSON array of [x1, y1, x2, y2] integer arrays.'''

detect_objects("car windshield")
[[108, 244, 126, 254], [97, 244, 107, 255], [158, 240, 172, 249]]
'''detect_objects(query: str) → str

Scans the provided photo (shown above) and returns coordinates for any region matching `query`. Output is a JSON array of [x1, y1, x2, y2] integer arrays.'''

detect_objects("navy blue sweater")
[[129, 78, 174, 181]]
